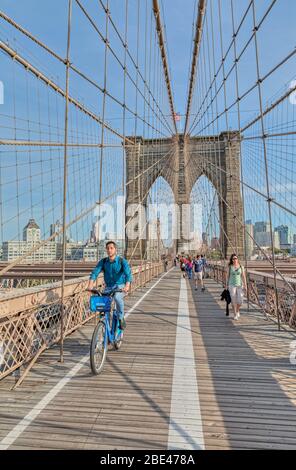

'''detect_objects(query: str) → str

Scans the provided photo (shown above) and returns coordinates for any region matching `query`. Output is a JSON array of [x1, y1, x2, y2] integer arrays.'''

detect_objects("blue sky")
[[0, 0, 295, 242], [1, 0, 296, 125]]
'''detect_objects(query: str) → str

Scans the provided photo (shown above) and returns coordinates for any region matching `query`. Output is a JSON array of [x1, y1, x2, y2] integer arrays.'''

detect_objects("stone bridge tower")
[[124, 132, 243, 260]]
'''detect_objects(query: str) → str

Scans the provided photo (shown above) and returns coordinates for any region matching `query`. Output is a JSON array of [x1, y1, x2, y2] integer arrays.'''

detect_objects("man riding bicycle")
[[87, 241, 133, 330]]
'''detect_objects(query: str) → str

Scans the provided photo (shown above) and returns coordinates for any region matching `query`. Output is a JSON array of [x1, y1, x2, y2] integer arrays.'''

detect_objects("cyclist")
[[87, 241, 132, 330]]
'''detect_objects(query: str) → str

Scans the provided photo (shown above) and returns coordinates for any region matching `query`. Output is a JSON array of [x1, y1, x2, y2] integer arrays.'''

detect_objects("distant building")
[[2, 218, 58, 262], [245, 222, 254, 259], [83, 243, 99, 261], [254, 221, 270, 245], [2, 218, 126, 263], [23, 218, 41, 242], [255, 231, 280, 250], [2, 241, 58, 262], [68, 243, 84, 260], [254, 221, 270, 233], [273, 232, 280, 250], [50, 220, 63, 243], [56, 242, 85, 261], [89, 221, 100, 243], [275, 225, 292, 249]]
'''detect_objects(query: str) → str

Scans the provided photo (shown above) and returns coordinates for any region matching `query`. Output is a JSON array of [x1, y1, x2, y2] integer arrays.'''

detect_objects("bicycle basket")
[[90, 295, 112, 313]]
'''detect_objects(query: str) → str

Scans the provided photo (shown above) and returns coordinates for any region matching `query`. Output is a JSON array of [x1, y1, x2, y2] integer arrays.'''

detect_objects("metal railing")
[[0, 261, 165, 381], [207, 262, 296, 331]]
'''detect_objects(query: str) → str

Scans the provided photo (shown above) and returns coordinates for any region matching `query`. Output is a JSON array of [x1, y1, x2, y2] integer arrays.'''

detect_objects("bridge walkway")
[[0, 268, 296, 450]]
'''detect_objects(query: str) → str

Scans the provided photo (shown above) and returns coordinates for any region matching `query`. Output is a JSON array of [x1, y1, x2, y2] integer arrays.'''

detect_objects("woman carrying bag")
[[225, 253, 247, 321]]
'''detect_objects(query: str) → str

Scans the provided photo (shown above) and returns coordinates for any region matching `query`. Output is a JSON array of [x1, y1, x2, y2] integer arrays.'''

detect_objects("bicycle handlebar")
[[87, 287, 123, 296]]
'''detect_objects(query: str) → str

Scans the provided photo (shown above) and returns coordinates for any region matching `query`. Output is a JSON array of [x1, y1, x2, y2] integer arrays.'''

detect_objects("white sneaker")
[[234, 314, 239, 320]]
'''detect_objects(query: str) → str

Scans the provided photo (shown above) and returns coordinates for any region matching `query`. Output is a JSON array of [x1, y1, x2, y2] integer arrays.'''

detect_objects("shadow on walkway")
[[187, 278, 296, 450]]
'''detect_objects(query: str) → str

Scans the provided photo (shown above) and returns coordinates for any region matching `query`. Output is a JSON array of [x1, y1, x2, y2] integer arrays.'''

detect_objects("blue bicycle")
[[88, 286, 124, 375]]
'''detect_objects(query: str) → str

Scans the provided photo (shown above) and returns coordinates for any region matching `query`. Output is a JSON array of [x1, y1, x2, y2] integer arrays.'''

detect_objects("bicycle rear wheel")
[[90, 321, 107, 375]]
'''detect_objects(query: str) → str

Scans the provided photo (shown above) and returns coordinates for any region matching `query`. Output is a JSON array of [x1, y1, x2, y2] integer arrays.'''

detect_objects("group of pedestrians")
[[176, 254, 206, 292], [175, 252, 247, 322]]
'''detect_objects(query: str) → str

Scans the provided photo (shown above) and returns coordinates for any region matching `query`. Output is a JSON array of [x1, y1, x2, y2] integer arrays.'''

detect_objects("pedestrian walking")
[[187, 257, 193, 279], [193, 254, 205, 291], [225, 253, 247, 321]]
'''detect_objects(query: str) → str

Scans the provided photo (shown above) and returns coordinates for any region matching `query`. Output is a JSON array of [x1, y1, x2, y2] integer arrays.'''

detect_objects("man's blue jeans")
[[104, 284, 126, 320]]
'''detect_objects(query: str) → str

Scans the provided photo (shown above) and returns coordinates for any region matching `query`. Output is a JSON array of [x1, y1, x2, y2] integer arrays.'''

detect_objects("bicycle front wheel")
[[90, 321, 107, 375]]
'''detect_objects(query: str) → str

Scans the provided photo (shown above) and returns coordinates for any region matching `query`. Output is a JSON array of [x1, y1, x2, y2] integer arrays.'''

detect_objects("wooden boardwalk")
[[0, 268, 296, 450]]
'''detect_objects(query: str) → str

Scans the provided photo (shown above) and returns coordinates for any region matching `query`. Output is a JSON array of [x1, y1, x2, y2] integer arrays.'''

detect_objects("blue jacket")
[[194, 259, 203, 272], [89, 256, 133, 287]]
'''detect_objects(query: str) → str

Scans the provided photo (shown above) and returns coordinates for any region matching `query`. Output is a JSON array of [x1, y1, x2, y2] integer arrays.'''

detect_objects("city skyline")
[[3, 216, 296, 244], [2, 214, 296, 264]]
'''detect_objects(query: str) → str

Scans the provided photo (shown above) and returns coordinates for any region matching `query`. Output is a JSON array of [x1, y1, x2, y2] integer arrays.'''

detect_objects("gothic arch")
[[190, 174, 221, 253]]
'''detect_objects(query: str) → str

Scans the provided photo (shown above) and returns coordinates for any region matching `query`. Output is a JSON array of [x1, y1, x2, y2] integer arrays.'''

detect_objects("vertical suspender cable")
[[251, 1, 280, 330], [97, 0, 110, 260], [152, 0, 177, 135], [60, 0, 72, 363], [122, 0, 128, 252], [184, 0, 207, 136], [230, 0, 250, 310]]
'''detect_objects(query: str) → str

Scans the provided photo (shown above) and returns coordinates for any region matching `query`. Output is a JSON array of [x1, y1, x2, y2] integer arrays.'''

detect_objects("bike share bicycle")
[[88, 286, 124, 375]]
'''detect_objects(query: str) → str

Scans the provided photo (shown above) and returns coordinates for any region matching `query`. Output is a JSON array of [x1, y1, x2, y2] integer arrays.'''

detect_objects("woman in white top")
[[225, 253, 247, 320]]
